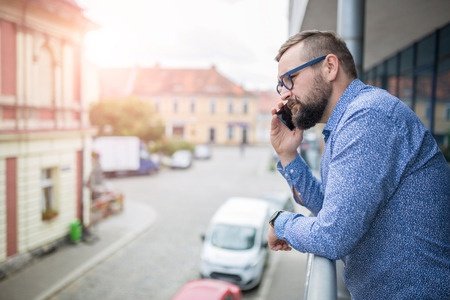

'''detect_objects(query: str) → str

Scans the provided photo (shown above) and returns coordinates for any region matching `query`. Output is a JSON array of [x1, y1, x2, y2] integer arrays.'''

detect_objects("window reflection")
[[435, 59, 450, 145], [415, 69, 433, 128], [363, 22, 450, 161], [386, 56, 398, 96], [398, 47, 414, 108], [436, 24, 450, 153]]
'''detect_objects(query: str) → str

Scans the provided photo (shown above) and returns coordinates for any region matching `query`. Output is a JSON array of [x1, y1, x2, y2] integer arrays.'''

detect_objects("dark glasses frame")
[[276, 55, 327, 95]]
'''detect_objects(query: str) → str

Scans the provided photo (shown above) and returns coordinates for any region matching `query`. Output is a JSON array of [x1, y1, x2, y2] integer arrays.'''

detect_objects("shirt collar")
[[322, 79, 366, 142]]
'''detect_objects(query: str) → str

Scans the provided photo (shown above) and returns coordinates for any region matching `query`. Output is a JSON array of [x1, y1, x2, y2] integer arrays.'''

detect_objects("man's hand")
[[271, 102, 303, 167], [268, 225, 292, 251]]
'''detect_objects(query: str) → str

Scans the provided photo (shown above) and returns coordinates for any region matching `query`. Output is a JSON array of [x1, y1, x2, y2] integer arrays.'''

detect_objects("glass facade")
[[398, 47, 414, 108], [364, 22, 450, 161]]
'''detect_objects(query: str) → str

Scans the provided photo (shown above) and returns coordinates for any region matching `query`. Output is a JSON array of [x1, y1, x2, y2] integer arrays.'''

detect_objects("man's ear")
[[323, 54, 339, 82]]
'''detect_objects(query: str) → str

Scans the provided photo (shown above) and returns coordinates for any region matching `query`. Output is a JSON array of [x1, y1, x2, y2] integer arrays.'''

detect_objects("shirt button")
[[290, 169, 294, 174]]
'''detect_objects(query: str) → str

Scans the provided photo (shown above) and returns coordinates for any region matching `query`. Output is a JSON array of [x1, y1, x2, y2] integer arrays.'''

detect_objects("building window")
[[210, 99, 216, 114], [190, 99, 196, 113], [242, 99, 249, 114], [398, 47, 414, 108], [435, 24, 450, 151], [173, 99, 178, 113], [414, 34, 436, 129], [33, 42, 56, 107], [374, 64, 386, 88], [228, 125, 234, 140], [364, 68, 376, 86], [173, 126, 184, 138], [41, 168, 58, 221], [365, 22, 450, 162], [209, 127, 216, 143], [228, 99, 233, 114], [386, 56, 399, 96]]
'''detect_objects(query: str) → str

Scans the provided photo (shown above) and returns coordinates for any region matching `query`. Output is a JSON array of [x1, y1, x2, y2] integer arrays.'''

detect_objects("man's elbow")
[[319, 239, 354, 260]]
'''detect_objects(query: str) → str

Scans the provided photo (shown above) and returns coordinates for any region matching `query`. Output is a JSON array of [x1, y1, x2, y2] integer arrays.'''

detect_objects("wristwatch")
[[269, 210, 284, 228]]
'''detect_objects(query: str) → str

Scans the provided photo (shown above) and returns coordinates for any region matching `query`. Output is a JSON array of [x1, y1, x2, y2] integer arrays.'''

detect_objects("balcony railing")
[[304, 253, 351, 300]]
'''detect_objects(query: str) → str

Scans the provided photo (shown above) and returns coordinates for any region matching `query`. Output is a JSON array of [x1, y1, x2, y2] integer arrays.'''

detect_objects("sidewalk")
[[0, 201, 156, 300]]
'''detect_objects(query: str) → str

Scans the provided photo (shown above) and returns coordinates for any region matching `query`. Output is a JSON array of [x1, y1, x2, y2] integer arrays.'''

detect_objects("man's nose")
[[280, 88, 292, 100]]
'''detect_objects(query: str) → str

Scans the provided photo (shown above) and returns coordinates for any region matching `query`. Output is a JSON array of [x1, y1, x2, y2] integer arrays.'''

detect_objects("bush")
[[149, 139, 194, 156], [89, 97, 164, 142]]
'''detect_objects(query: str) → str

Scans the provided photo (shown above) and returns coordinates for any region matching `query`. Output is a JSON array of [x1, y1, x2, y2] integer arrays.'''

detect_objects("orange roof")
[[99, 65, 253, 98]]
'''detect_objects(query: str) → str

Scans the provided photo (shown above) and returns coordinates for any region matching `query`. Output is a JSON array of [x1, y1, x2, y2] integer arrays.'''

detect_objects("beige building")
[[0, 0, 94, 265], [99, 66, 265, 146]]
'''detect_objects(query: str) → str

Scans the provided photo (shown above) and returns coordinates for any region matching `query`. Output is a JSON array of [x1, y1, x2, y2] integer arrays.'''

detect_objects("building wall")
[[0, 0, 94, 263], [152, 94, 258, 145], [0, 136, 88, 261], [13, 29, 81, 131]]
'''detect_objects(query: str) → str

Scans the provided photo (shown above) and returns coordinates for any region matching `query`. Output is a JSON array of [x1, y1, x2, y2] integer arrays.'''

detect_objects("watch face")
[[269, 210, 283, 227]]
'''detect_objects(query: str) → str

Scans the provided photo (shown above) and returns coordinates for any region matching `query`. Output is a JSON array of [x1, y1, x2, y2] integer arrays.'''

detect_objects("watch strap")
[[269, 210, 284, 228]]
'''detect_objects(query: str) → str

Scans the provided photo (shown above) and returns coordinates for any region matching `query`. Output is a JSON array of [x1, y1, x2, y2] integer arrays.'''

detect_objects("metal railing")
[[304, 254, 351, 300]]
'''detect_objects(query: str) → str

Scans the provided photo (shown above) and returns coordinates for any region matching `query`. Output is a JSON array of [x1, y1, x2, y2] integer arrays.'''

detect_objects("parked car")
[[200, 197, 270, 291], [259, 191, 295, 215], [170, 150, 193, 169], [172, 279, 242, 300], [194, 144, 212, 159]]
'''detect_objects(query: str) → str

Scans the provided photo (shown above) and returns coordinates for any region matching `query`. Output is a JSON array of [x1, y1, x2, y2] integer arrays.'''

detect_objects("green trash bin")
[[69, 220, 82, 243]]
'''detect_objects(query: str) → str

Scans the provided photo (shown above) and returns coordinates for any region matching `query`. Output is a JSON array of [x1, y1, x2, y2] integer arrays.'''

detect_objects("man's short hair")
[[276, 30, 357, 79]]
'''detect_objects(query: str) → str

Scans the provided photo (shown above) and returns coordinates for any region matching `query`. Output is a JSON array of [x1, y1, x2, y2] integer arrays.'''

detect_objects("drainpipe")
[[337, 0, 365, 78]]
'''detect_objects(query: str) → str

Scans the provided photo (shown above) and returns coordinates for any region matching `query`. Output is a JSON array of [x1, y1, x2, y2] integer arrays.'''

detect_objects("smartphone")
[[276, 104, 295, 131]]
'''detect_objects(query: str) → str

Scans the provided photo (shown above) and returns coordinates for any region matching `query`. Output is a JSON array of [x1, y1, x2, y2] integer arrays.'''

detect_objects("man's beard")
[[288, 74, 332, 130]]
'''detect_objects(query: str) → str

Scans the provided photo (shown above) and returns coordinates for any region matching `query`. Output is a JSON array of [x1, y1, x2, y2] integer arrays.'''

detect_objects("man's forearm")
[[277, 156, 324, 215]]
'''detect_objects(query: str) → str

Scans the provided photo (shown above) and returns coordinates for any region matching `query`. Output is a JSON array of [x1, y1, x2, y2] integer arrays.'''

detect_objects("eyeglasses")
[[276, 55, 327, 95]]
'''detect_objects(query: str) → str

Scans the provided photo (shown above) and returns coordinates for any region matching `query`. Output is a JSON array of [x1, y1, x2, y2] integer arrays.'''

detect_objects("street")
[[51, 145, 307, 300]]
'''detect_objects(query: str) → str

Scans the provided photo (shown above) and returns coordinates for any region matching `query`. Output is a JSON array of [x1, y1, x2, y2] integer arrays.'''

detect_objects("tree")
[[89, 97, 164, 142]]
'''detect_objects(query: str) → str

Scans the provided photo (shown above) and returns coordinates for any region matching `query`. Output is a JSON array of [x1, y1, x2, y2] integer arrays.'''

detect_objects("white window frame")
[[41, 167, 58, 220]]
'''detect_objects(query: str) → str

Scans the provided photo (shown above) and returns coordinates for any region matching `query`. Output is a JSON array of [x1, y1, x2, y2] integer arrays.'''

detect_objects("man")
[[268, 30, 450, 299]]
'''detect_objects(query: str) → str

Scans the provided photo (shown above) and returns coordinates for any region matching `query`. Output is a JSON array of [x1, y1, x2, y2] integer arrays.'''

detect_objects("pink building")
[[0, 0, 95, 265]]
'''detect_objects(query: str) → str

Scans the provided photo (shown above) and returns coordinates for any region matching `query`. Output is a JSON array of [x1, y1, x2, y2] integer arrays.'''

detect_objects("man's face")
[[288, 73, 332, 130], [278, 44, 332, 130]]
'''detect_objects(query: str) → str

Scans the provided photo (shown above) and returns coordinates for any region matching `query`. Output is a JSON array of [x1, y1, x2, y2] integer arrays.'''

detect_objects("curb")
[[36, 209, 156, 300]]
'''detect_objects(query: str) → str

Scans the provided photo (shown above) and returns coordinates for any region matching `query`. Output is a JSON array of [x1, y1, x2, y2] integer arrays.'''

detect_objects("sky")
[[76, 0, 289, 91]]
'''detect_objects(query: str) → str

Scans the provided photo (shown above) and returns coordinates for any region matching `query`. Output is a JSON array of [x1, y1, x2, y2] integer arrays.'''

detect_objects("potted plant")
[[42, 209, 59, 221]]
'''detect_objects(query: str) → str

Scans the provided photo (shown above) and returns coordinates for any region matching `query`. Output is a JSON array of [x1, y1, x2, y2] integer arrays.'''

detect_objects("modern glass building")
[[364, 22, 450, 159], [288, 0, 450, 162]]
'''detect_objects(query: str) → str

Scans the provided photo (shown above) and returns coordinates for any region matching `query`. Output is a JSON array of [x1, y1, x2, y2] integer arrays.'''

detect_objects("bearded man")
[[267, 30, 450, 299]]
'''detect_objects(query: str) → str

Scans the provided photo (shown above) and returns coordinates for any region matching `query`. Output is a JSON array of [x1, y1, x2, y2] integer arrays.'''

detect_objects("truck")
[[92, 136, 159, 177]]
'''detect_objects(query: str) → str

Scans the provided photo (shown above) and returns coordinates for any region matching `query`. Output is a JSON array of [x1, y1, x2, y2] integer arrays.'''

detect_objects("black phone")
[[276, 104, 295, 130]]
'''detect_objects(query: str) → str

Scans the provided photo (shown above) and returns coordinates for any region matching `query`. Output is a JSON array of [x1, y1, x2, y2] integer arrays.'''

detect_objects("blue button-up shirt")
[[275, 79, 450, 299]]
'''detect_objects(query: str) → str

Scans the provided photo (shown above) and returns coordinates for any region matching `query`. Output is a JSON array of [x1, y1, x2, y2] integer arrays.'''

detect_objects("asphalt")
[[0, 201, 156, 300], [0, 198, 310, 300]]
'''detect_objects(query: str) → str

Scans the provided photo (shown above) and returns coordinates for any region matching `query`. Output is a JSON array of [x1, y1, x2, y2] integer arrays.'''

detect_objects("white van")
[[200, 197, 271, 290]]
